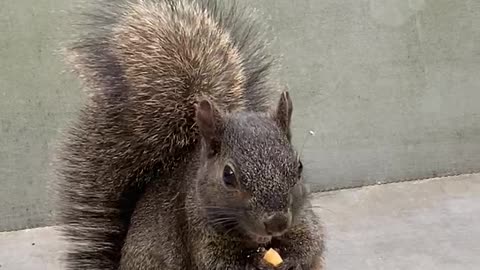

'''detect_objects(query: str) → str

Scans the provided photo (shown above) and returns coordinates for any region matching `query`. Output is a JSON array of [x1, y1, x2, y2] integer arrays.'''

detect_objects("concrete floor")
[[1, 174, 479, 270]]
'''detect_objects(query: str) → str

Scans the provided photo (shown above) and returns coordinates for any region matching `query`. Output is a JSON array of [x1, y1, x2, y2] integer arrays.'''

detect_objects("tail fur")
[[56, 0, 276, 269]]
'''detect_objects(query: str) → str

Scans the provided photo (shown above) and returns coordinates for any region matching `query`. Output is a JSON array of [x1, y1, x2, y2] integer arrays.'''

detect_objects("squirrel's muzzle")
[[262, 211, 292, 236]]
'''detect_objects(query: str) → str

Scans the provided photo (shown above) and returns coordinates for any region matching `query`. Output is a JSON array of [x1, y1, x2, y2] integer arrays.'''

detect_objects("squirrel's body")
[[56, 0, 324, 269]]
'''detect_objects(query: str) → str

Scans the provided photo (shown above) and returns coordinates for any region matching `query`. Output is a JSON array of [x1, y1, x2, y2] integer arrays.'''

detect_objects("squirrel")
[[55, 0, 324, 269]]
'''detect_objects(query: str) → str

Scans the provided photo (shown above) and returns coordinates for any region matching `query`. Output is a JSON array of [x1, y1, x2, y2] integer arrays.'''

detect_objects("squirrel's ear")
[[195, 98, 224, 156], [273, 91, 293, 141]]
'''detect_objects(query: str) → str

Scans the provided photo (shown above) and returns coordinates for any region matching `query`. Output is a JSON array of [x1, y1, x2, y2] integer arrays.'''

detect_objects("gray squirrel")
[[55, 0, 324, 269]]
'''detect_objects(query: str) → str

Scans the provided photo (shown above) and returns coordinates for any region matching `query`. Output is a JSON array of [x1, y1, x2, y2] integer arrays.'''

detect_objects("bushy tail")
[[56, 0, 276, 269]]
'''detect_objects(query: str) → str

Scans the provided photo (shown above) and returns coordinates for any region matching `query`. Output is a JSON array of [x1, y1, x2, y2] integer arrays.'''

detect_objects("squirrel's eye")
[[223, 165, 237, 188]]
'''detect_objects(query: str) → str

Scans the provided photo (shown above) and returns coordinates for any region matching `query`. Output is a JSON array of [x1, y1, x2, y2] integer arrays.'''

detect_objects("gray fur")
[[121, 110, 325, 269], [56, 0, 324, 269]]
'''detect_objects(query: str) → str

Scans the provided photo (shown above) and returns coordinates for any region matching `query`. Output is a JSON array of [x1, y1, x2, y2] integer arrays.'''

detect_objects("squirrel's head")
[[194, 91, 308, 244]]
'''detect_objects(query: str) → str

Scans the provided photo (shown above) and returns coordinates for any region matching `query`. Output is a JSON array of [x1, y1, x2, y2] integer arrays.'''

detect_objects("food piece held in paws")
[[263, 248, 283, 267]]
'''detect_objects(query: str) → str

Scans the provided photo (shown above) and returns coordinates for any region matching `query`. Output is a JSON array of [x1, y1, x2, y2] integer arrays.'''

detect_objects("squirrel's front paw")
[[250, 260, 276, 270], [253, 258, 299, 270], [277, 259, 302, 270], [278, 256, 323, 270]]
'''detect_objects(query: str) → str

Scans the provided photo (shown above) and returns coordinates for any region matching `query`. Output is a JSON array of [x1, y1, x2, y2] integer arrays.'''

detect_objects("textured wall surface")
[[253, 0, 480, 192], [1, 0, 480, 231], [0, 1, 82, 231]]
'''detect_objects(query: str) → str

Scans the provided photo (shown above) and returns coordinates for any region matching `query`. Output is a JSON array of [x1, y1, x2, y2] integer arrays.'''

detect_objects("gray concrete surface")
[[0, 0, 83, 231], [1, 173, 479, 270], [1, 0, 480, 231]]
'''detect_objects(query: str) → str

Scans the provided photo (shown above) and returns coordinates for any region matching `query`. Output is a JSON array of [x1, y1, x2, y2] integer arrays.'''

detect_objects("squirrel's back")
[[56, 0, 277, 269]]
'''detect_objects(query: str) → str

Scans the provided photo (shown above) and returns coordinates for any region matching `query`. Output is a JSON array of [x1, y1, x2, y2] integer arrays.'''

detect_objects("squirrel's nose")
[[263, 212, 291, 236]]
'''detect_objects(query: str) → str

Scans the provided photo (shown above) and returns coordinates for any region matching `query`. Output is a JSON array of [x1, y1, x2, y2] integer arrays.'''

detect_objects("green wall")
[[1, 0, 479, 231], [0, 0, 82, 231]]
